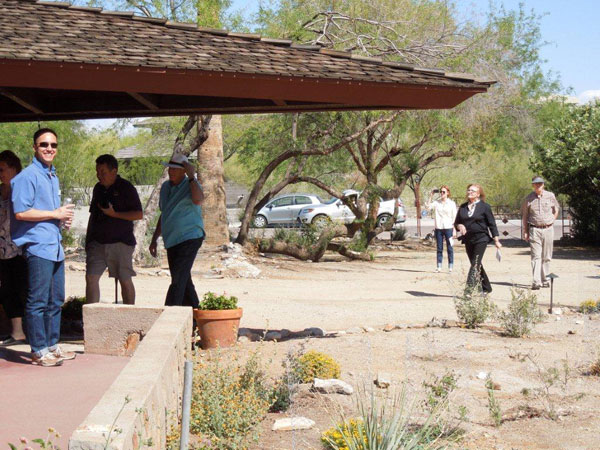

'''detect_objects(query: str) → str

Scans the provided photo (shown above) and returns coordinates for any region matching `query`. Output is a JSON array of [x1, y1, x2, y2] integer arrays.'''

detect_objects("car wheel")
[[312, 214, 331, 229], [253, 215, 268, 228], [377, 213, 392, 227]]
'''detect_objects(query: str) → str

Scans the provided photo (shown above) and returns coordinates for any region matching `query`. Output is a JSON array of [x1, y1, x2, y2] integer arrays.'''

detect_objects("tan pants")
[[530, 226, 554, 286]]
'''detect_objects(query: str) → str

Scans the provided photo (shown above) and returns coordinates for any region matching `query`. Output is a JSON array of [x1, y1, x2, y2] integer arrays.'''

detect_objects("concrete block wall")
[[70, 306, 193, 449], [83, 304, 163, 356]]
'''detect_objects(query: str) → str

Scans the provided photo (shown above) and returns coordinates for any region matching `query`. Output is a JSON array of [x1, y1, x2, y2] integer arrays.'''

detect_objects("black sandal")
[[0, 336, 27, 347]]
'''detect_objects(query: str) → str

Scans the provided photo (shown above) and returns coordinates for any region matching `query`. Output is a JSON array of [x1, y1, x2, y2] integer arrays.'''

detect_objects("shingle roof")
[[0, 0, 494, 121], [0, 0, 490, 88]]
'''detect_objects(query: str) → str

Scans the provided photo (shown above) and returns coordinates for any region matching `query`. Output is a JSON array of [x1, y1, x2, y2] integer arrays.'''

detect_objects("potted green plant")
[[194, 292, 243, 349]]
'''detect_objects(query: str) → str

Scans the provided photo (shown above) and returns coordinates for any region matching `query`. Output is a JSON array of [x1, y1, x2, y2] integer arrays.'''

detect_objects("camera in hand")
[[432, 188, 440, 194]]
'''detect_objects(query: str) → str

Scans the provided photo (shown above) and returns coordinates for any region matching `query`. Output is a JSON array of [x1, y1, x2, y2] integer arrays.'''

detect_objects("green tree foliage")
[[230, 1, 560, 249], [0, 121, 118, 203], [531, 101, 600, 244]]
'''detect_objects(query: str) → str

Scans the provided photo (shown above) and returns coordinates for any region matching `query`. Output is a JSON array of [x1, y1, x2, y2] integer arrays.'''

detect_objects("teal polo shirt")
[[159, 177, 205, 249], [11, 157, 64, 262]]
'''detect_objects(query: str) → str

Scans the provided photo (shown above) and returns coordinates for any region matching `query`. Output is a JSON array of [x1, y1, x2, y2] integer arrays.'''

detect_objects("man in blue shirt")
[[11, 128, 76, 367], [149, 153, 205, 307]]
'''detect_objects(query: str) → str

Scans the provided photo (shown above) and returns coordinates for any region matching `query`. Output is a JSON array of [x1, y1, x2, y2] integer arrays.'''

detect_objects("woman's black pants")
[[465, 240, 492, 293]]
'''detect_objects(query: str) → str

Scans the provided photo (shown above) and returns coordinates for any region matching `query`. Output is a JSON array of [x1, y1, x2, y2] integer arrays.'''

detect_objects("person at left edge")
[[11, 128, 76, 366], [85, 154, 143, 305]]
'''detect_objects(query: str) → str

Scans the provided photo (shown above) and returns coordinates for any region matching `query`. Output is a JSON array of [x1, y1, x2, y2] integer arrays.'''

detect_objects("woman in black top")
[[454, 184, 502, 293]]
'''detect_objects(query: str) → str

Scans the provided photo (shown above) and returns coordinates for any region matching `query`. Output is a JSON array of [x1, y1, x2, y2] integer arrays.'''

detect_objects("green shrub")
[[392, 226, 408, 241], [454, 284, 496, 329], [269, 378, 294, 413], [423, 371, 458, 412], [485, 377, 502, 427], [497, 288, 544, 337], [294, 350, 341, 383], [198, 292, 238, 310]]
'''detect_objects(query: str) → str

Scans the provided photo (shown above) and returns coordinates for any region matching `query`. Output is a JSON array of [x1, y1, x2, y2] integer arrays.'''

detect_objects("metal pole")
[[415, 181, 421, 237], [549, 278, 554, 314], [180, 360, 194, 450]]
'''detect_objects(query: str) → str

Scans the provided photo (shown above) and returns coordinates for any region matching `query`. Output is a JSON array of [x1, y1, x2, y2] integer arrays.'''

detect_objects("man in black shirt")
[[85, 154, 143, 304]]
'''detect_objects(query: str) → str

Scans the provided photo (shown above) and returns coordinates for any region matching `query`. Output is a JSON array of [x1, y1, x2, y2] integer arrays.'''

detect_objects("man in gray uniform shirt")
[[521, 176, 560, 290]]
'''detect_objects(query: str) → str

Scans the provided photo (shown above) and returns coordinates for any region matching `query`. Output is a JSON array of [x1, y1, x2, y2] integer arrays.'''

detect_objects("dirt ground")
[[64, 239, 600, 449]]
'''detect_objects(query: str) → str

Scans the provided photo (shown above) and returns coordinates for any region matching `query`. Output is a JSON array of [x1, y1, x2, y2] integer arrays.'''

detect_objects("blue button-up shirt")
[[11, 157, 64, 262], [159, 177, 205, 249]]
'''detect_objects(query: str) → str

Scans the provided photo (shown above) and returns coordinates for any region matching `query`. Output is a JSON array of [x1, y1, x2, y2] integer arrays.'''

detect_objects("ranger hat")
[[531, 176, 545, 184]]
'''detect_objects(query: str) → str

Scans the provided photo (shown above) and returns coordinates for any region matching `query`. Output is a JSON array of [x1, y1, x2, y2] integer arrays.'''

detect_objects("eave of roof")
[[0, 0, 495, 122]]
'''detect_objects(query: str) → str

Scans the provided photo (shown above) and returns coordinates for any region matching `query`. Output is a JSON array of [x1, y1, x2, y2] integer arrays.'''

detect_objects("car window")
[[324, 197, 338, 204], [294, 196, 313, 205], [271, 197, 293, 207]]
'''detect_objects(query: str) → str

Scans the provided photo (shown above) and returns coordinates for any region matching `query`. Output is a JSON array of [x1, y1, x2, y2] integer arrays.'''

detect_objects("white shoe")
[[436, 267, 441, 273]]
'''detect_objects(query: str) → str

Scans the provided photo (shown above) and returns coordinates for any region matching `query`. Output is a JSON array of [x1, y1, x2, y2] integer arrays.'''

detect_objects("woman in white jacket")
[[426, 186, 457, 272]]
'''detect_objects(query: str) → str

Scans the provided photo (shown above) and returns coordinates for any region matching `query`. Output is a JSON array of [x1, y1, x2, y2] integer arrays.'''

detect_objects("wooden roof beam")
[[0, 88, 43, 114], [127, 92, 159, 111]]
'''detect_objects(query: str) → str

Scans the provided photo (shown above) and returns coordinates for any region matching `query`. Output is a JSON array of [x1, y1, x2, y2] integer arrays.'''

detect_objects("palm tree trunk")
[[197, 115, 229, 246]]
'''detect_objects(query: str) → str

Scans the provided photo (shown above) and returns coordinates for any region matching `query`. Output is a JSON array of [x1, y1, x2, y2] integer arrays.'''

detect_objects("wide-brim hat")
[[531, 176, 545, 184], [162, 153, 188, 168]]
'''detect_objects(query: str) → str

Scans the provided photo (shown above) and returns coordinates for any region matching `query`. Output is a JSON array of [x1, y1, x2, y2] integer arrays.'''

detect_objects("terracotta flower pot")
[[193, 308, 243, 349]]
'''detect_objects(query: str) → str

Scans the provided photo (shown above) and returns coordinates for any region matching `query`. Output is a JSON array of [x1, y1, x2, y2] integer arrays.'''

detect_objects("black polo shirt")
[[86, 175, 142, 247]]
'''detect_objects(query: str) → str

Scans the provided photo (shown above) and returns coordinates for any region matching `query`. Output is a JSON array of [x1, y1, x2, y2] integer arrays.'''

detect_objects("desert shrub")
[[271, 226, 319, 248], [198, 292, 238, 310], [497, 288, 544, 337], [485, 377, 502, 427], [392, 226, 408, 241], [190, 352, 271, 449], [294, 350, 341, 383], [322, 388, 461, 450], [579, 299, 599, 314], [590, 358, 600, 377], [423, 371, 458, 412], [453, 283, 496, 328]]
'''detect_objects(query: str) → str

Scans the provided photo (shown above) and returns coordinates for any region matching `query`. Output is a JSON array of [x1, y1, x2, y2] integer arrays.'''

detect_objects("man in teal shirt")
[[149, 153, 205, 307]]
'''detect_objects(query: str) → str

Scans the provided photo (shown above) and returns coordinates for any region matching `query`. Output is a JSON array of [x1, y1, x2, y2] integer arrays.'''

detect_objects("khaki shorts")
[[86, 241, 136, 279]]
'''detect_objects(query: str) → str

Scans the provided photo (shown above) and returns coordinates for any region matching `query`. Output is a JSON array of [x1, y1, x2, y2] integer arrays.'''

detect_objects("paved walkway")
[[0, 342, 129, 448]]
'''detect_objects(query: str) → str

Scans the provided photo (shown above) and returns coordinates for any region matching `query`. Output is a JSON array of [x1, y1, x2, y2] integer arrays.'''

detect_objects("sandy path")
[[64, 242, 599, 331]]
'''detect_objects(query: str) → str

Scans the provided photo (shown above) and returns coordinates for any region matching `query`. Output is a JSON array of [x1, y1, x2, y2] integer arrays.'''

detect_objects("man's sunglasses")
[[37, 142, 58, 149]]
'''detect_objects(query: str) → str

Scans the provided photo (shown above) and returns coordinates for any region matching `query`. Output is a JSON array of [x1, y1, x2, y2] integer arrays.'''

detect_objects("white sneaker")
[[52, 345, 76, 361], [32, 353, 63, 367], [436, 267, 441, 273]]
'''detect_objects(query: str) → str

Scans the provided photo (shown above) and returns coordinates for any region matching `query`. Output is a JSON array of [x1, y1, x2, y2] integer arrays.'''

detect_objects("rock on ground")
[[313, 378, 354, 395], [272, 417, 315, 431]]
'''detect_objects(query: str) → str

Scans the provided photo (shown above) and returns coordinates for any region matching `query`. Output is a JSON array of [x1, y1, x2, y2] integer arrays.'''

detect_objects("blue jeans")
[[24, 253, 65, 356], [165, 238, 203, 308], [435, 228, 454, 267]]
